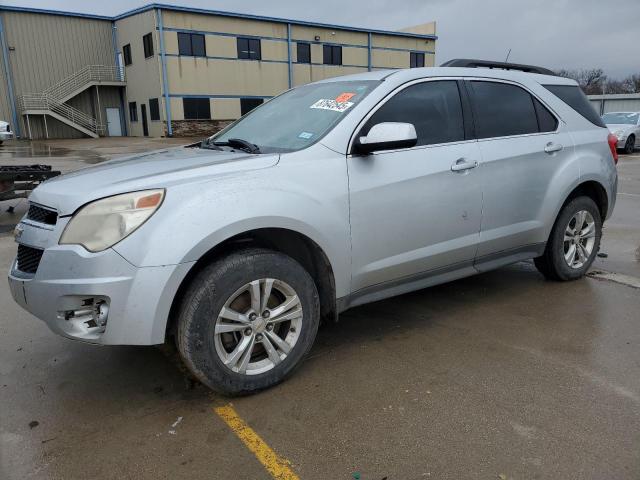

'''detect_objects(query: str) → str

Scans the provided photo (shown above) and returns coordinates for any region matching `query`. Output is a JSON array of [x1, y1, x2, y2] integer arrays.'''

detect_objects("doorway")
[[106, 108, 122, 136], [141, 104, 149, 136]]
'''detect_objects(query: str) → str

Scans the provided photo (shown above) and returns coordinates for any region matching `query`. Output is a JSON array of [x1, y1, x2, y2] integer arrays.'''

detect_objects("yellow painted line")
[[215, 404, 300, 480]]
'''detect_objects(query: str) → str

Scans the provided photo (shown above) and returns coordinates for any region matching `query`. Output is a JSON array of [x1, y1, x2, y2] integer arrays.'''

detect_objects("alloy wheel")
[[563, 210, 596, 269], [214, 278, 303, 375]]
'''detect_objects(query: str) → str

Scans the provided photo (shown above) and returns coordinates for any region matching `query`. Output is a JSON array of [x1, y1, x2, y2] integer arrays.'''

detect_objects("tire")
[[176, 248, 320, 395], [624, 135, 635, 155], [534, 196, 602, 281]]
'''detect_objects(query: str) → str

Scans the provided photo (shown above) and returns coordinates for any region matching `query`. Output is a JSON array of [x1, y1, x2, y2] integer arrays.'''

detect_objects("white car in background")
[[0, 120, 14, 145], [602, 111, 639, 154]]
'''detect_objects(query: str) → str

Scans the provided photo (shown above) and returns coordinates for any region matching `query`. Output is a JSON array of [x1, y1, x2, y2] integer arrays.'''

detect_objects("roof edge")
[[0, 3, 437, 40], [0, 5, 112, 21]]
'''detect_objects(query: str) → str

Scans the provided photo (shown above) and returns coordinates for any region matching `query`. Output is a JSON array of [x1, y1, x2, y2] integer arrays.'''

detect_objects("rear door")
[[466, 79, 575, 266], [348, 79, 483, 293]]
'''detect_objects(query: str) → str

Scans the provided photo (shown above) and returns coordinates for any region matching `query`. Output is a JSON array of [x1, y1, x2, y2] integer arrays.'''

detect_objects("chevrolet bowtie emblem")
[[14, 224, 24, 240]]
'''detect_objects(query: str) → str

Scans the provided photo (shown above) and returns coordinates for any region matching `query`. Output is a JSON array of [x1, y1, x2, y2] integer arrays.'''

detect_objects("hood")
[[606, 123, 635, 133], [30, 146, 279, 215]]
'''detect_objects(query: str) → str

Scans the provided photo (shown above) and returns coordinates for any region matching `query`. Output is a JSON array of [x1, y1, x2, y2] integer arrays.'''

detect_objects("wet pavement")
[[1, 139, 639, 480]]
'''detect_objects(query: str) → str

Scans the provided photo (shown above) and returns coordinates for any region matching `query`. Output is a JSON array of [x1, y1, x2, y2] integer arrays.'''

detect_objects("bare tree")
[[556, 69, 640, 94], [606, 79, 633, 94], [623, 74, 640, 93]]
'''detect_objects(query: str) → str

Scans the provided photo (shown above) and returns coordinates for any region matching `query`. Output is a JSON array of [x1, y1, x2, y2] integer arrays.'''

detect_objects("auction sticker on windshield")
[[335, 92, 356, 103], [310, 99, 354, 113]]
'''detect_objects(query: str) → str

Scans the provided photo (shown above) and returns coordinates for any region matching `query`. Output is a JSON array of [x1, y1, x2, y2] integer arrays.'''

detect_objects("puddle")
[[0, 141, 106, 163]]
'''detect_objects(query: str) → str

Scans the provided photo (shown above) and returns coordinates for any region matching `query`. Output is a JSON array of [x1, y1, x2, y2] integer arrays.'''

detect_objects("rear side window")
[[543, 84, 605, 128], [469, 81, 538, 138], [363, 80, 465, 146], [533, 97, 558, 132]]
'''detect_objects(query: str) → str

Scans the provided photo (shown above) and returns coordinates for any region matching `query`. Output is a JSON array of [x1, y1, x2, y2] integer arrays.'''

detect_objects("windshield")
[[601, 112, 639, 125], [209, 80, 380, 153]]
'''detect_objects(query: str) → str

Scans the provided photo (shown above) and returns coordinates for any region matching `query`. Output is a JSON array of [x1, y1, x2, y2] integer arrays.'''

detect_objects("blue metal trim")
[[295, 62, 367, 69], [0, 4, 437, 40], [169, 94, 272, 99], [291, 39, 368, 50], [367, 32, 372, 72], [374, 45, 435, 54], [165, 53, 288, 64], [111, 23, 118, 67], [117, 4, 438, 40], [0, 14, 19, 137], [287, 23, 293, 88], [163, 27, 287, 43], [157, 9, 172, 136]]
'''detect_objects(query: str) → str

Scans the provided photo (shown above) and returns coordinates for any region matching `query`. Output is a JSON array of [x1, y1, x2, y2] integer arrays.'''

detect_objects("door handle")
[[451, 159, 478, 172], [544, 142, 563, 154]]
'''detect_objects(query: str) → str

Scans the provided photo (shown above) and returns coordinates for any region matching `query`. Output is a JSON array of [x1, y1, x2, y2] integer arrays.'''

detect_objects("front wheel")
[[623, 135, 635, 155], [176, 248, 320, 395], [534, 196, 602, 281]]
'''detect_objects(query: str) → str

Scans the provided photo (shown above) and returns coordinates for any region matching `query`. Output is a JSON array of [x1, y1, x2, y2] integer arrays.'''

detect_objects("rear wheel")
[[534, 196, 602, 281], [176, 248, 320, 395], [624, 135, 635, 155]]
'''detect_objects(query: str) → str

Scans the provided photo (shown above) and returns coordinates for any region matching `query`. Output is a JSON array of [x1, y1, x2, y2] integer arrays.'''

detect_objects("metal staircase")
[[17, 65, 125, 139]]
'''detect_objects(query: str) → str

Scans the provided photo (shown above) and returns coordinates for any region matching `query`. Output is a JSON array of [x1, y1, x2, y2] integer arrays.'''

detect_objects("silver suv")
[[9, 60, 618, 395]]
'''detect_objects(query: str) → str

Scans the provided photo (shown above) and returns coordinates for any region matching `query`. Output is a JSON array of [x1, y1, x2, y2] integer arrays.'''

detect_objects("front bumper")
[[0, 131, 13, 141], [8, 234, 194, 345]]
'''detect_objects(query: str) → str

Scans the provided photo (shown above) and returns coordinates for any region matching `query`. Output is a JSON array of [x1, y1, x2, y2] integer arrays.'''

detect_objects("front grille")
[[27, 203, 57, 225], [16, 244, 44, 274]]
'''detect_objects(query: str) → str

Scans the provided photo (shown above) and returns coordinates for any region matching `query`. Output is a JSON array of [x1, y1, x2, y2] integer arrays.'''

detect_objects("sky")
[[11, 0, 640, 79]]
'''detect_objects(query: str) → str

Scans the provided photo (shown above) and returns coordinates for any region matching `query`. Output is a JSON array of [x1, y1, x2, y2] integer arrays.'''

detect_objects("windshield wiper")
[[212, 138, 261, 154]]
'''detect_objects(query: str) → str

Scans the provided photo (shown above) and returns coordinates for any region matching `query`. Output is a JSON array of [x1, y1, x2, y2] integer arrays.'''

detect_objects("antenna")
[[504, 48, 512, 62]]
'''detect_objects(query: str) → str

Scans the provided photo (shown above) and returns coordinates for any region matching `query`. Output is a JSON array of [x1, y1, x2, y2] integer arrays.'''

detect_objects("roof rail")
[[440, 58, 556, 76]]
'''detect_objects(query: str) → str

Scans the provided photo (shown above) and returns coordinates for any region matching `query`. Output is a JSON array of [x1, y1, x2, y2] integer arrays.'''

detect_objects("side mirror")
[[354, 122, 417, 155]]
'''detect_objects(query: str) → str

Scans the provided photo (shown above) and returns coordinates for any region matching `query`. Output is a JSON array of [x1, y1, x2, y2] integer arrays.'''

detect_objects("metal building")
[[588, 94, 640, 115], [0, 4, 437, 139]]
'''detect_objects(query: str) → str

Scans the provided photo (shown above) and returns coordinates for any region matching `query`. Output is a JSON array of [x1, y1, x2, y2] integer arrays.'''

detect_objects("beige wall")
[[115, 10, 164, 137], [157, 10, 436, 125]]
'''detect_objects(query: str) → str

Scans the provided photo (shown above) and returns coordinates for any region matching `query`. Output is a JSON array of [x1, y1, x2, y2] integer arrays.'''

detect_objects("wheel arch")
[[165, 227, 338, 341], [562, 180, 609, 221]]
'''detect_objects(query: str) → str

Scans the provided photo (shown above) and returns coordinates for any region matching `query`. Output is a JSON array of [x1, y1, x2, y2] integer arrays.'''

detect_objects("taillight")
[[607, 133, 618, 165]]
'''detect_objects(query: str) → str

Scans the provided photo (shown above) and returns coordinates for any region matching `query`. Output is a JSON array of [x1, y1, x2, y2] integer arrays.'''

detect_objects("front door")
[[106, 108, 122, 136], [141, 104, 149, 136], [348, 80, 483, 294]]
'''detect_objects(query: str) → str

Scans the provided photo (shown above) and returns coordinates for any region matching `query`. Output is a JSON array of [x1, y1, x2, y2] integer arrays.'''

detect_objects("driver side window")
[[363, 80, 465, 147]]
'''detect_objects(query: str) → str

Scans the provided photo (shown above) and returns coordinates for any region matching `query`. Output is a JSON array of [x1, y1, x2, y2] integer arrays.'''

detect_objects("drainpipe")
[[157, 8, 173, 137], [0, 14, 20, 138], [367, 32, 372, 72], [112, 23, 127, 135], [287, 23, 293, 88]]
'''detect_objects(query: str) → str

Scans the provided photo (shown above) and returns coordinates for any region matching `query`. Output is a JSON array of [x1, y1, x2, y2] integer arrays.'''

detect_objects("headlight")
[[615, 130, 626, 139], [60, 189, 164, 252]]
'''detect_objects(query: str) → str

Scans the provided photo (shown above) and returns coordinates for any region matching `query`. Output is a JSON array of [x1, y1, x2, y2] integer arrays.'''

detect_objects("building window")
[[128, 102, 138, 122], [143, 33, 154, 58], [149, 98, 160, 121], [410, 52, 425, 68], [237, 37, 261, 60], [297, 42, 311, 64], [178, 32, 206, 57], [183, 98, 211, 120], [323, 45, 342, 65], [240, 98, 264, 116], [123, 44, 132, 66]]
